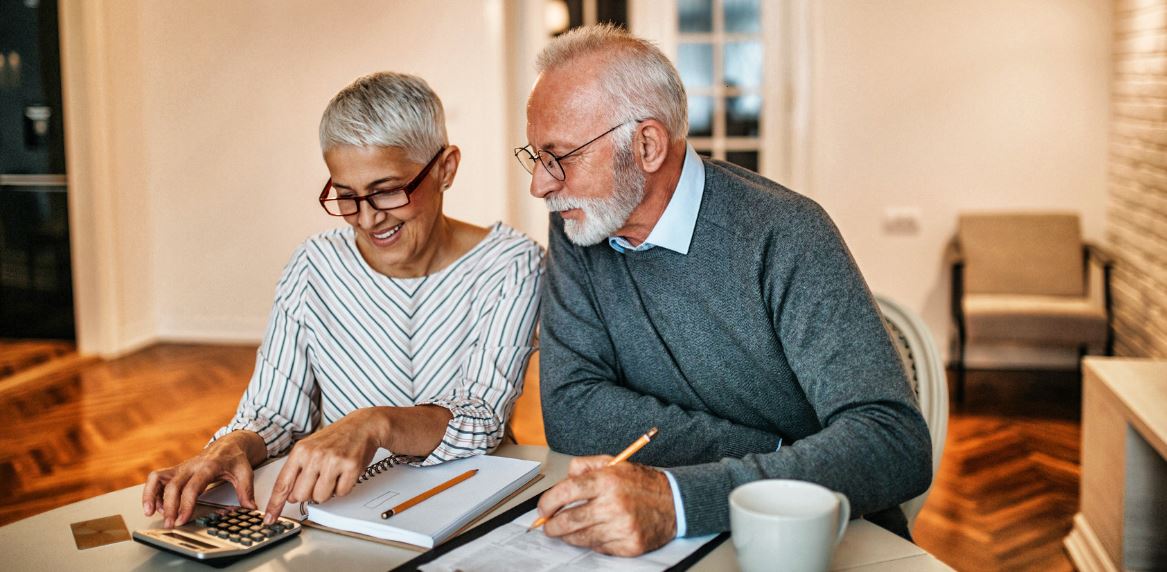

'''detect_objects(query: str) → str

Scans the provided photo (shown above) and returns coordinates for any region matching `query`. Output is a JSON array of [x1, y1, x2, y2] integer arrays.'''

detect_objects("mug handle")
[[833, 493, 851, 546]]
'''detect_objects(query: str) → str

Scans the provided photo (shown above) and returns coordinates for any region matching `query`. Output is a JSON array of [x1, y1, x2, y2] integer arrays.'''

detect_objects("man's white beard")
[[545, 144, 646, 246]]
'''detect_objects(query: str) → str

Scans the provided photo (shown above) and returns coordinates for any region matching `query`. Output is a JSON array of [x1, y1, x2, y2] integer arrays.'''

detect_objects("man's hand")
[[142, 430, 265, 528], [536, 455, 678, 556], [262, 408, 383, 524]]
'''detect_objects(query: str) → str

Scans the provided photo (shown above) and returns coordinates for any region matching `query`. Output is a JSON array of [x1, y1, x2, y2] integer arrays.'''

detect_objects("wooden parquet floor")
[[0, 344, 254, 527], [0, 339, 75, 380], [0, 345, 1084, 571], [914, 369, 1082, 572]]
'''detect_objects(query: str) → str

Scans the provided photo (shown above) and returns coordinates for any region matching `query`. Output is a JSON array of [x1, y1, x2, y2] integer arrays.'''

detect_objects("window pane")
[[596, 0, 629, 27], [724, 0, 760, 34], [726, 150, 758, 172], [695, 148, 713, 158], [723, 41, 762, 89], [725, 95, 760, 136], [688, 96, 714, 137], [677, 42, 713, 87], [678, 0, 712, 33]]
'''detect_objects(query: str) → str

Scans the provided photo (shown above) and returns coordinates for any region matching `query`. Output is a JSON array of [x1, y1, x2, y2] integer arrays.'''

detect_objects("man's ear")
[[633, 119, 671, 174]]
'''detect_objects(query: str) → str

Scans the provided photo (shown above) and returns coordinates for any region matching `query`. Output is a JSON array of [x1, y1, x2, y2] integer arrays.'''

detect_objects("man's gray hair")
[[536, 24, 688, 142], [319, 71, 447, 163]]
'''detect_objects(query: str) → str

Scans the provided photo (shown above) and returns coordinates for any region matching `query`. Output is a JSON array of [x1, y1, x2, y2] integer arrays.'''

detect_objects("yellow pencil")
[[528, 427, 659, 532], [380, 469, 478, 519]]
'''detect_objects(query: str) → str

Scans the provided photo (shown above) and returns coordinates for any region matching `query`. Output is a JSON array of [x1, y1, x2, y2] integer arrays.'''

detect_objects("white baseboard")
[[956, 345, 1087, 371], [1065, 513, 1118, 572], [155, 315, 265, 345]]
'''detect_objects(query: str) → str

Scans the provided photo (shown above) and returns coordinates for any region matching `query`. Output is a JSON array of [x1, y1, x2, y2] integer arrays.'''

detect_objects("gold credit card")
[[70, 514, 130, 550]]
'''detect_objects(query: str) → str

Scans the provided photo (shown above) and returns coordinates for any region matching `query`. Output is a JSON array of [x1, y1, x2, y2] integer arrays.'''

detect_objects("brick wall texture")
[[1109, 0, 1167, 358]]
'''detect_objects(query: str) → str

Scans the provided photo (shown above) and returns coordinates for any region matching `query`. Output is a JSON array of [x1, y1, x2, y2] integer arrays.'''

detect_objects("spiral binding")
[[356, 454, 423, 484], [297, 453, 427, 516]]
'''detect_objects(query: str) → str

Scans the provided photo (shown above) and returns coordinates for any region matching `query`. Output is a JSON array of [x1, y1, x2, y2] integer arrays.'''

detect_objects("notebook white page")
[[198, 449, 542, 548]]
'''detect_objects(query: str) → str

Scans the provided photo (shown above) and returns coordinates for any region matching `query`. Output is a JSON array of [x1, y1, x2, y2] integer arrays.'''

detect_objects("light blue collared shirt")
[[607, 145, 781, 538], [607, 144, 705, 255]]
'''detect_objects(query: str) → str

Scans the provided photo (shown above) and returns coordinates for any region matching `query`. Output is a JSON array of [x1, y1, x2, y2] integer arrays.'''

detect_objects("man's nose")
[[528, 164, 560, 199]]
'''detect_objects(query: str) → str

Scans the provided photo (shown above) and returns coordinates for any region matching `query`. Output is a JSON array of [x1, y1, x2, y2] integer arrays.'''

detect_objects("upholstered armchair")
[[948, 213, 1113, 402]]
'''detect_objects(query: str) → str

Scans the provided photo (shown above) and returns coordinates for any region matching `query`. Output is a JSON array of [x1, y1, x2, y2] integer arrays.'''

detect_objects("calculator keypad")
[[193, 508, 297, 545]]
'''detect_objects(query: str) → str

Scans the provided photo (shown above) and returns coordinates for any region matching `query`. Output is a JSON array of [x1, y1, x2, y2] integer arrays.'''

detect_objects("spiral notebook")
[[198, 449, 542, 549]]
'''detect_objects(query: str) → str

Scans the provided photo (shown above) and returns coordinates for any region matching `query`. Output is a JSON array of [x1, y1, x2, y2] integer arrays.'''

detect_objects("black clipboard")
[[392, 491, 729, 571]]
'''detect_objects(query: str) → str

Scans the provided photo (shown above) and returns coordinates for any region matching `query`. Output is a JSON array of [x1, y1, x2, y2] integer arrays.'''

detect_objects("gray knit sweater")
[[539, 158, 932, 538]]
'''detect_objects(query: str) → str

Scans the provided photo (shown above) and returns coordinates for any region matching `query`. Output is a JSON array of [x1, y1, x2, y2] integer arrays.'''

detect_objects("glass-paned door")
[[675, 0, 764, 172]]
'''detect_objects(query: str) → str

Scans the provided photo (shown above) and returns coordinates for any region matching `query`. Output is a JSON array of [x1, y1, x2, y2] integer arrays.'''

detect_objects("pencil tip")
[[646, 427, 659, 439]]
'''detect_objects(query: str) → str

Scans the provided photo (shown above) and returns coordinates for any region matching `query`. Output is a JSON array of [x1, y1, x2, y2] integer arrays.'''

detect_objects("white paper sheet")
[[419, 508, 718, 572]]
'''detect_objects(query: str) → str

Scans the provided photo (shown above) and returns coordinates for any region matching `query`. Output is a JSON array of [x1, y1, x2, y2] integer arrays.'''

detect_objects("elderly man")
[[515, 24, 932, 557]]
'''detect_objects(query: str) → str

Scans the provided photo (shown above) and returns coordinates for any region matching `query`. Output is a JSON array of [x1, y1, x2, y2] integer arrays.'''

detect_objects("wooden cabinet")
[[1065, 358, 1167, 572]]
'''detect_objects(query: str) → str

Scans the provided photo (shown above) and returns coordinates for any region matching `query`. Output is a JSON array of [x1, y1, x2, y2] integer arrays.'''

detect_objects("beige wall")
[[66, 0, 520, 353], [1108, 0, 1167, 358], [66, 1, 1114, 363], [811, 0, 1112, 365]]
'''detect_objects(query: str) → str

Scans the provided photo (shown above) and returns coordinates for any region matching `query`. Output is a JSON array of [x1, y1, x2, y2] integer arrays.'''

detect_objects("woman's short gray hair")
[[319, 71, 447, 163], [536, 24, 688, 142]]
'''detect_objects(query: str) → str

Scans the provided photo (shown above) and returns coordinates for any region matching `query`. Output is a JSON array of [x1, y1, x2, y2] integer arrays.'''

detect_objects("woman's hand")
[[261, 408, 382, 523], [262, 405, 453, 524], [142, 430, 266, 528]]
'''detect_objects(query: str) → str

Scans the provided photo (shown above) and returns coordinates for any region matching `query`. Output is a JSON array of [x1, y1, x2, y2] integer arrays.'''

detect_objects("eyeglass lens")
[[322, 190, 408, 216], [516, 147, 565, 181]]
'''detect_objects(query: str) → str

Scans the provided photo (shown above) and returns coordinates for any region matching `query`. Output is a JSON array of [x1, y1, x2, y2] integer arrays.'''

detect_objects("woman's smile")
[[368, 222, 405, 247]]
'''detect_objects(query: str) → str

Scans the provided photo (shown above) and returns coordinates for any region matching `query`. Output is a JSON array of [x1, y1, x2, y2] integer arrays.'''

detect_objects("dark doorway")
[[0, 0, 73, 339]]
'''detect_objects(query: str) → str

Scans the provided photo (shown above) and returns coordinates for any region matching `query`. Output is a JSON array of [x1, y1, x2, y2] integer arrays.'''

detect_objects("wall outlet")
[[883, 207, 921, 236]]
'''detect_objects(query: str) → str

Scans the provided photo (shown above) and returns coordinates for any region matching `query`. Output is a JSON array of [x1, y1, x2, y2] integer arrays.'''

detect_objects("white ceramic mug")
[[729, 480, 851, 572]]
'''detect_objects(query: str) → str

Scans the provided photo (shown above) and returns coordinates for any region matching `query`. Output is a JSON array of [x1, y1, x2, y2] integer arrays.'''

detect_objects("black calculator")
[[133, 507, 301, 568]]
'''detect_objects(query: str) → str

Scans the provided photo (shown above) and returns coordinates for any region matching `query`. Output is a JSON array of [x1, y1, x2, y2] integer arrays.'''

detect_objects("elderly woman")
[[142, 72, 543, 528]]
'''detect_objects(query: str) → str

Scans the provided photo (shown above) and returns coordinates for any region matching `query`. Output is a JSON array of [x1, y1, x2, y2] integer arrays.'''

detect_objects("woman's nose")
[[357, 200, 383, 228]]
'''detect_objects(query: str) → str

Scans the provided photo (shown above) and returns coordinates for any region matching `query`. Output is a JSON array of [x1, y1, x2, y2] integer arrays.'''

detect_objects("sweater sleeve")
[[211, 247, 320, 459], [540, 214, 782, 464], [667, 202, 933, 536], [415, 245, 544, 465]]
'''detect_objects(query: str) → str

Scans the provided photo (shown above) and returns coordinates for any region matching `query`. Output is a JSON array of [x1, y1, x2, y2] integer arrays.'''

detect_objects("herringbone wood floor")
[[0, 344, 1083, 571], [0, 344, 255, 527], [0, 339, 75, 379]]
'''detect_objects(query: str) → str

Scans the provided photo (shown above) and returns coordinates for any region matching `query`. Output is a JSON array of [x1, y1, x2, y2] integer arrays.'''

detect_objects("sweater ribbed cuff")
[[666, 462, 735, 537]]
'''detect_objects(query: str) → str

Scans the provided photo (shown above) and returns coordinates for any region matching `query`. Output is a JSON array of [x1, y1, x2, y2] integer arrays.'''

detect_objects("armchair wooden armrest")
[[1084, 242, 1113, 269]]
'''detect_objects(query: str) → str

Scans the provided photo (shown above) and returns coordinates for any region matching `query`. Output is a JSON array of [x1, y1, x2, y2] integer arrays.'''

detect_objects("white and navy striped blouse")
[[212, 222, 544, 465]]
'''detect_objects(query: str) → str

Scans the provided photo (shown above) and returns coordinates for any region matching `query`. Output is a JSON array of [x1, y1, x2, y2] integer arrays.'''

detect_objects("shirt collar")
[[607, 143, 705, 255]]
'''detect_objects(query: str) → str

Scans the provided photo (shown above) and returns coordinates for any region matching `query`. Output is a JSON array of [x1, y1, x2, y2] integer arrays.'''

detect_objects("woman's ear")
[[634, 120, 670, 174], [439, 145, 461, 190]]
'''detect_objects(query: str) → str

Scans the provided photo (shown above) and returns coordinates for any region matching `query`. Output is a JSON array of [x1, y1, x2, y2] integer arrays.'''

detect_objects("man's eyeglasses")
[[514, 121, 630, 182], [318, 147, 445, 216]]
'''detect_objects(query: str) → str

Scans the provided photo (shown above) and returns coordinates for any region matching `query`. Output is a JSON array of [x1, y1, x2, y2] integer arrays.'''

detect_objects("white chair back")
[[875, 295, 949, 529]]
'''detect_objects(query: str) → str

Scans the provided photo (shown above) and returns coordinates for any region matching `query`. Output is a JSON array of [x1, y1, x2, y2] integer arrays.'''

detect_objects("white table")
[[0, 444, 953, 571]]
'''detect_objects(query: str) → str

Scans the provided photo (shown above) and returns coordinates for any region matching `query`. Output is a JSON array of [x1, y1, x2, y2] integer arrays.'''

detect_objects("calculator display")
[[162, 531, 217, 549]]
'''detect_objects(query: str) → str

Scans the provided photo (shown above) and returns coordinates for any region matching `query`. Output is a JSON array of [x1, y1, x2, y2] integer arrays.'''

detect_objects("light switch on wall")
[[883, 207, 921, 236]]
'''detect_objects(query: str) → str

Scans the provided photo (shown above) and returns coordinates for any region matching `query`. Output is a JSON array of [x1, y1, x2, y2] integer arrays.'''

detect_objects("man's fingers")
[[536, 471, 605, 520], [543, 498, 604, 538], [556, 521, 616, 551], [567, 455, 613, 477]]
